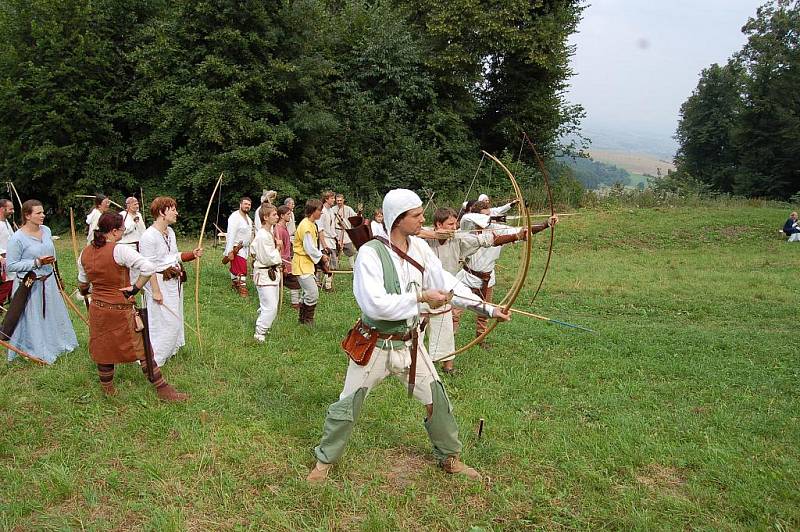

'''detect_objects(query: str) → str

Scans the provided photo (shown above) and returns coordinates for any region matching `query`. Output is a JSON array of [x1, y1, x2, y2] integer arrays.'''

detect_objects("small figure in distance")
[[783, 211, 800, 242]]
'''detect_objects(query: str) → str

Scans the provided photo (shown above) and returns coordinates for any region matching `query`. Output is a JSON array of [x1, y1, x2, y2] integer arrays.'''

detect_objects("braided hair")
[[93, 213, 124, 248]]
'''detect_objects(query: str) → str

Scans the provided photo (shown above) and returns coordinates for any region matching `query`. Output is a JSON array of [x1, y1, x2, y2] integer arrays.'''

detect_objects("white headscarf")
[[478, 193, 489, 202], [460, 212, 491, 231], [382, 189, 422, 233]]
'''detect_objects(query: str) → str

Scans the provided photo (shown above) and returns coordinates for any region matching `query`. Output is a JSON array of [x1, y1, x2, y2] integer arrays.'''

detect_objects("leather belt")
[[92, 299, 134, 310], [462, 265, 491, 281], [33, 272, 53, 319], [376, 330, 412, 341]]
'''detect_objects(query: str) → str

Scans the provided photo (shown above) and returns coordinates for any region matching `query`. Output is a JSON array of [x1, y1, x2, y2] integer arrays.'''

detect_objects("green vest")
[[361, 239, 412, 349]]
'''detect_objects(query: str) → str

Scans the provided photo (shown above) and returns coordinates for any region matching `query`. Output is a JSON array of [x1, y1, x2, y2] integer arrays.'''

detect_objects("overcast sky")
[[567, 0, 765, 138]]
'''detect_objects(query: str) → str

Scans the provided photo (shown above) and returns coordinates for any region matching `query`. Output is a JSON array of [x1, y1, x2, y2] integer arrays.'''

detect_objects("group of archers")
[[0, 186, 558, 483]]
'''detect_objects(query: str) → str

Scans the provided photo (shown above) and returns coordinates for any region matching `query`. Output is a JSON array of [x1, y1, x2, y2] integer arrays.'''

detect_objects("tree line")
[[675, 0, 800, 200], [0, 0, 585, 229]]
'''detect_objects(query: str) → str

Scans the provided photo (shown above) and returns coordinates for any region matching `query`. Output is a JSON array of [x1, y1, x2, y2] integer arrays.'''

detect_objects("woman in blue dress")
[[5, 199, 78, 363]]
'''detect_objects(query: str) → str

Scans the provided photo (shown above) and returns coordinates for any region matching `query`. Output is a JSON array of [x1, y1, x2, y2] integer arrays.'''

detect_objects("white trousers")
[[788, 233, 800, 242], [425, 311, 455, 362], [298, 274, 319, 305], [340, 340, 440, 405], [255, 284, 279, 334]]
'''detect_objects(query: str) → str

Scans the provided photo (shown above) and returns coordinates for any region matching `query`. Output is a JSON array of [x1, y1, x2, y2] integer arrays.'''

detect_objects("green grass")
[[1, 205, 798, 530]]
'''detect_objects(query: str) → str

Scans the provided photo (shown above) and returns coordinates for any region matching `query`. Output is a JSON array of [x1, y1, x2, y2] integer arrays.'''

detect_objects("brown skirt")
[[88, 302, 145, 364]]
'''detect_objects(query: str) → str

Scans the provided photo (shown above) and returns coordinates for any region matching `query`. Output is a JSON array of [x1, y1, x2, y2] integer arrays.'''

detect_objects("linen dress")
[[6, 226, 78, 363]]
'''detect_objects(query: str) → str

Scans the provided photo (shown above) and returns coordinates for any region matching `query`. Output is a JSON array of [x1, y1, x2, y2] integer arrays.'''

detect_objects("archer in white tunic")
[[308, 189, 506, 483], [138, 226, 193, 366], [119, 206, 146, 248], [251, 224, 282, 341], [224, 204, 254, 293]]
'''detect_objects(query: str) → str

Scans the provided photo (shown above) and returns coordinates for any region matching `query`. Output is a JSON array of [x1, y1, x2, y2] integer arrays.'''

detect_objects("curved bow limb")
[[445, 150, 532, 359], [521, 132, 555, 308], [0, 333, 48, 365], [194, 172, 224, 351]]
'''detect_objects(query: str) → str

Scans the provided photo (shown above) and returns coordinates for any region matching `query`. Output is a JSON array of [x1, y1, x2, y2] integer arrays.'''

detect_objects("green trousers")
[[314, 381, 462, 464]]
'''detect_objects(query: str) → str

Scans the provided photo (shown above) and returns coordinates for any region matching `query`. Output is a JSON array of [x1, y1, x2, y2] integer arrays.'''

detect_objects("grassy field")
[[1, 205, 798, 530]]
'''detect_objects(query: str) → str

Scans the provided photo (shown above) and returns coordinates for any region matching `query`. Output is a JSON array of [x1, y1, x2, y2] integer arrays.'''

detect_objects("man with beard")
[[224, 197, 254, 297]]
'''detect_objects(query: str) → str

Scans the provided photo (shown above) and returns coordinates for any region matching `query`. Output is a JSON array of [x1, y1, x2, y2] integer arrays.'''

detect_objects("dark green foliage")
[[0, 0, 585, 230], [675, 0, 800, 199]]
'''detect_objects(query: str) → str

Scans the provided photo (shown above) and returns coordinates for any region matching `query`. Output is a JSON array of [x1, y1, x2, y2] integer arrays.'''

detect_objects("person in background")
[[86, 195, 111, 243], [370, 208, 385, 238], [224, 197, 254, 297], [292, 199, 329, 325], [783, 211, 800, 242], [5, 199, 78, 364], [317, 191, 337, 291], [284, 197, 297, 237], [254, 190, 277, 232], [119, 197, 147, 250], [0, 199, 15, 305], [251, 205, 282, 342], [333, 193, 357, 268], [422, 206, 523, 373], [275, 205, 301, 309]]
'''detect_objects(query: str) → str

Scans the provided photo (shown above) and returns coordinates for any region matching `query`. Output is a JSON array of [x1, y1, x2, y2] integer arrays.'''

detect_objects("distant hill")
[[558, 156, 632, 190], [589, 149, 675, 176]]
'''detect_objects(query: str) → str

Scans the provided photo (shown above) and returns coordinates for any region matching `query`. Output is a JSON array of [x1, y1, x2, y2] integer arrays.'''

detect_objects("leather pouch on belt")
[[341, 319, 378, 366]]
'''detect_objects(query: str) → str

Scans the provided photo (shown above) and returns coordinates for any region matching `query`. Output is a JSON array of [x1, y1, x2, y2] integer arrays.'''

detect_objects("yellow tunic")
[[292, 217, 319, 275]]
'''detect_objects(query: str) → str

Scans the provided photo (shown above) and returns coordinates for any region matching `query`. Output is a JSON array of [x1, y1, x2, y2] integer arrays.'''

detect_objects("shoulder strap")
[[375, 236, 425, 275]]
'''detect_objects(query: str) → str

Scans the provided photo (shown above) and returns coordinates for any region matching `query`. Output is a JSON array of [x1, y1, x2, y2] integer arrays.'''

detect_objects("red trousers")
[[0, 280, 12, 305], [229, 255, 247, 277]]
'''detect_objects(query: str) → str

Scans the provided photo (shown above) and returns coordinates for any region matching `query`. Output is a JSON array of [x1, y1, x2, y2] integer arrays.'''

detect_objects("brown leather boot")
[[100, 382, 117, 396], [298, 303, 307, 324], [156, 384, 190, 402], [440, 455, 481, 480], [291, 303, 300, 310], [237, 280, 249, 298], [231, 279, 239, 293], [305, 304, 316, 325], [306, 461, 332, 483]]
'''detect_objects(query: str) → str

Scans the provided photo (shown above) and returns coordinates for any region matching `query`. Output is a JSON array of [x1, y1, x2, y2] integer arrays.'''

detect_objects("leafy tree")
[[0, 0, 157, 210], [675, 0, 800, 199], [674, 62, 744, 193], [733, 0, 800, 198]]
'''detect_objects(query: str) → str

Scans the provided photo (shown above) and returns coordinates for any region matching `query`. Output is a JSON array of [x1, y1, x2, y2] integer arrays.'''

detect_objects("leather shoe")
[[306, 461, 332, 483]]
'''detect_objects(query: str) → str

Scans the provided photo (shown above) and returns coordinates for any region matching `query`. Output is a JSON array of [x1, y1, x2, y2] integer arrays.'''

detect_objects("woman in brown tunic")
[[78, 213, 188, 402]]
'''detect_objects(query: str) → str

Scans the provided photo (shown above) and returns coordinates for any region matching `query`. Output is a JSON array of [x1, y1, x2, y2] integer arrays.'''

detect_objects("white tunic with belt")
[[137, 226, 186, 366]]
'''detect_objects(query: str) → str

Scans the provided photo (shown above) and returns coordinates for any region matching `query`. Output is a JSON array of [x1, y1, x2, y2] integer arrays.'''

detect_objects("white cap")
[[382, 189, 422, 232]]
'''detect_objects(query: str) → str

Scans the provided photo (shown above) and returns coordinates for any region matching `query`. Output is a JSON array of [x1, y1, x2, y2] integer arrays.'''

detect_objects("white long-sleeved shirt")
[[119, 210, 147, 245], [317, 205, 337, 249], [78, 243, 155, 283], [0, 218, 13, 255], [251, 228, 282, 286], [333, 204, 357, 244], [425, 231, 494, 275], [224, 210, 253, 257], [252, 227, 282, 267], [490, 202, 514, 216], [138, 226, 183, 272], [86, 208, 102, 243], [353, 236, 494, 326], [456, 224, 519, 289], [303, 233, 323, 264]]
